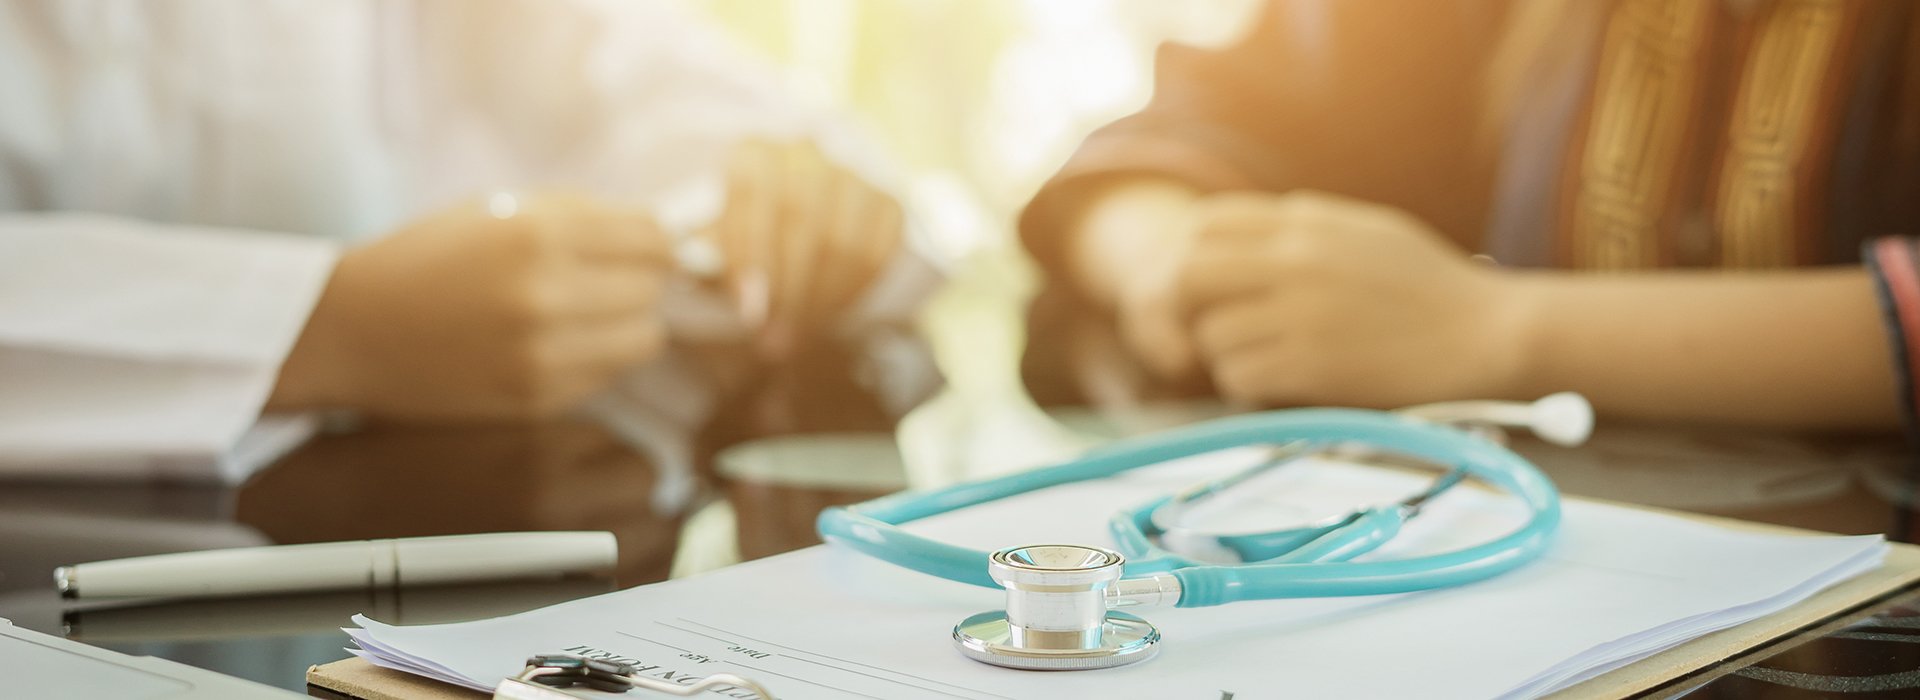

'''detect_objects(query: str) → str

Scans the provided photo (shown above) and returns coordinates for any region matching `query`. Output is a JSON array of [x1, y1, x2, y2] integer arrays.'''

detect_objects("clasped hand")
[[1116, 190, 1531, 408]]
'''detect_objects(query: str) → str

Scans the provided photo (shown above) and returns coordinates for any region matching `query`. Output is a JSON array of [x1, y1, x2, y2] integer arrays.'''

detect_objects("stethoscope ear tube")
[[816, 409, 1561, 607]]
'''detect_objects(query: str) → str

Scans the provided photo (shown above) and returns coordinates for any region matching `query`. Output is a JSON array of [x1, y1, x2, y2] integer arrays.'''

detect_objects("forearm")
[[1509, 268, 1899, 430]]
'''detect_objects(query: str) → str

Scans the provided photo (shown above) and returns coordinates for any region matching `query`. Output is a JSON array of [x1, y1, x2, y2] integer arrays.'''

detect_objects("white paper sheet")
[[351, 451, 1886, 699]]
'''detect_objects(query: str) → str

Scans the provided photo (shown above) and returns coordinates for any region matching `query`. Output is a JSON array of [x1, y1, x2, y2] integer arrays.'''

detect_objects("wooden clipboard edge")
[[1544, 504, 1920, 699], [307, 658, 486, 700], [307, 499, 1920, 700]]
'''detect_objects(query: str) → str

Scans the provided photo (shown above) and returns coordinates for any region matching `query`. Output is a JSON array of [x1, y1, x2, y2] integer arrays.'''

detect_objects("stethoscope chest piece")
[[951, 544, 1161, 671]]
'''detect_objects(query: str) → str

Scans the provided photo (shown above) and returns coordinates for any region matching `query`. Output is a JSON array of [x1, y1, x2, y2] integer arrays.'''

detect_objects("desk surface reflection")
[[0, 413, 1915, 696]]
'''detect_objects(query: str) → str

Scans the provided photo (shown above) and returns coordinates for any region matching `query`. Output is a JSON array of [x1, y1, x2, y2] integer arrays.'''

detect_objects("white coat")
[[0, 0, 935, 483]]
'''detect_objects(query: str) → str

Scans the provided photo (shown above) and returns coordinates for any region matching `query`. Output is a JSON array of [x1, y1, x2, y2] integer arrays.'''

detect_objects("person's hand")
[[271, 193, 672, 421], [1136, 190, 1531, 408], [707, 140, 904, 356]]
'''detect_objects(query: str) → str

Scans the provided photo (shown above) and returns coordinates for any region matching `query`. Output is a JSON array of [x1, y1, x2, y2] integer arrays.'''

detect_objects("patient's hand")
[[708, 140, 904, 357], [271, 193, 672, 421], [1143, 190, 1529, 408]]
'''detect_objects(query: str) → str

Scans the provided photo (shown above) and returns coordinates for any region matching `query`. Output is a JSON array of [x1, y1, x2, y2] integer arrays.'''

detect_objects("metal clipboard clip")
[[493, 654, 776, 699]]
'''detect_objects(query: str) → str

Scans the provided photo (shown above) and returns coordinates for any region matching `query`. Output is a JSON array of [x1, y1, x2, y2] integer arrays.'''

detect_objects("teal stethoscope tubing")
[[816, 408, 1561, 608]]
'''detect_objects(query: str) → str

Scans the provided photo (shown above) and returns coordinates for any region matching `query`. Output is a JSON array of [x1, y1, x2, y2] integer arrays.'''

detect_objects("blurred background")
[[695, 0, 1257, 256]]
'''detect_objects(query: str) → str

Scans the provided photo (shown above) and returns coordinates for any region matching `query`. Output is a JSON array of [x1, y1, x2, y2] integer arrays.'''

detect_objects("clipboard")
[[307, 502, 1920, 700]]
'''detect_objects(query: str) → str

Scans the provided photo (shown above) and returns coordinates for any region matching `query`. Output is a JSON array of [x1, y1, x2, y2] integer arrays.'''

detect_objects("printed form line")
[[725, 659, 890, 700], [651, 620, 983, 699], [652, 621, 737, 646], [614, 630, 691, 654], [615, 629, 882, 699], [673, 617, 1012, 700], [770, 651, 978, 700]]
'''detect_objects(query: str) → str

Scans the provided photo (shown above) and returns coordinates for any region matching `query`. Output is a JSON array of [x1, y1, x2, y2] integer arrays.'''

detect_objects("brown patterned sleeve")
[[1017, 0, 1511, 278]]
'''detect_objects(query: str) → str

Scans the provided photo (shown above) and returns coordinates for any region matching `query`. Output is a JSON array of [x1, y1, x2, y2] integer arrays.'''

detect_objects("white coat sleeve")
[[0, 213, 337, 481]]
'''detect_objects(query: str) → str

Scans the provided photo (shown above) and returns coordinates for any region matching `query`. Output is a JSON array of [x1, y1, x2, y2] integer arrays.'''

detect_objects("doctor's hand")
[[708, 140, 904, 358], [1125, 190, 1531, 408], [271, 193, 672, 422]]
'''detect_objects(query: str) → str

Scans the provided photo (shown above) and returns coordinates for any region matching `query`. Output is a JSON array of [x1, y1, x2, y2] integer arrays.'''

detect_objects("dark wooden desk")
[[0, 413, 1914, 696]]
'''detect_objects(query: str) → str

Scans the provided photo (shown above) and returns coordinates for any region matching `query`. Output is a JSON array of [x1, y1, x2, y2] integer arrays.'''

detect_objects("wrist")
[[1485, 268, 1559, 400]]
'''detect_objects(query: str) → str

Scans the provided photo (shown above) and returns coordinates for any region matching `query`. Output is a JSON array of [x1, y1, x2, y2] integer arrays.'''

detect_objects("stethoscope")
[[817, 394, 1591, 671]]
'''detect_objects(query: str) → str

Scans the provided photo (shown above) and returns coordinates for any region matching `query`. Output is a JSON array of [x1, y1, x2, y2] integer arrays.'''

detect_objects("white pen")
[[55, 531, 617, 600]]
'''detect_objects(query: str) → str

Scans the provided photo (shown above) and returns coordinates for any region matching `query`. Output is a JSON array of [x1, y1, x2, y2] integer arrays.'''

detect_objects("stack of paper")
[[348, 451, 1886, 699]]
